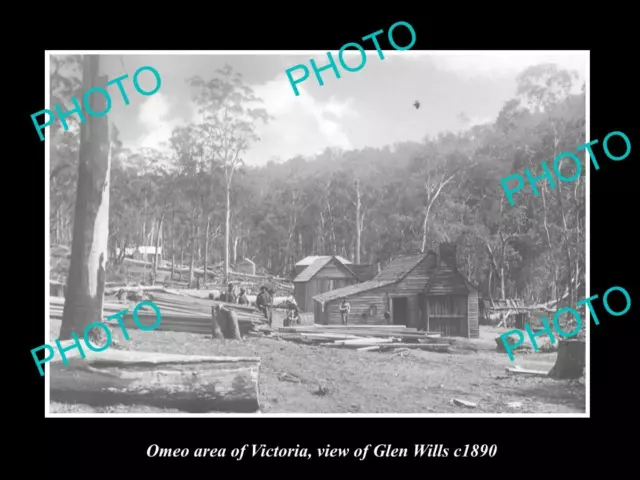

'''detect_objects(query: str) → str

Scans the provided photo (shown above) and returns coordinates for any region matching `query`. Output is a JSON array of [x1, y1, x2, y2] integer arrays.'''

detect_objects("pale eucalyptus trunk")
[[60, 55, 111, 343]]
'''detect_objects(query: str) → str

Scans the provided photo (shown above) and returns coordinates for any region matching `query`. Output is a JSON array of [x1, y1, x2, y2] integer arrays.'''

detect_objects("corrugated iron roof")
[[313, 280, 396, 303], [373, 253, 430, 282]]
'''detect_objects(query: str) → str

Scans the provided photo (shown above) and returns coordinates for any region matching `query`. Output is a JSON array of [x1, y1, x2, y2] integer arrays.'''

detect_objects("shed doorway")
[[392, 297, 409, 326]]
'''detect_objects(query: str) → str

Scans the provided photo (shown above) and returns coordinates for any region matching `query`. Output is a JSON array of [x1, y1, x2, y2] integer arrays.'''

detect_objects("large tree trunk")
[[233, 234, 239, 268], [180, 235, 184, 269], [224, 182, 231, 283], [60, 55, 111, 343], [50, 342, 261, 413], [549, 339, 585, 379], [170, 211, 175, 280], [188, 223, 197, 289], [355, 178, 361, 264], [203, 216, 210, 288]]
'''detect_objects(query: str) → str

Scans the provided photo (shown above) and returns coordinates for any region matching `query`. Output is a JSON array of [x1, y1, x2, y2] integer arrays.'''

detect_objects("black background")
[[11, 8, 637, 474]]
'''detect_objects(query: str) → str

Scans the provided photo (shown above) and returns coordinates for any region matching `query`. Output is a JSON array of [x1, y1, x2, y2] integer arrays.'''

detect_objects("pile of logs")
[[273, 325, 452, 353], [49, 291, 266, 336]]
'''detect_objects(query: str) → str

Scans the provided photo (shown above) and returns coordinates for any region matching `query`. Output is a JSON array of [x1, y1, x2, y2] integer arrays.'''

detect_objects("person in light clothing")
[[339, 296, 351, 325]]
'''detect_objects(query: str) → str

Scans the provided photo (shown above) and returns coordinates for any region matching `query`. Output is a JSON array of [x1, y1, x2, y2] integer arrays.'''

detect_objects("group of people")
[[219, 282, 250, 305], [218, 283, 299, 328]]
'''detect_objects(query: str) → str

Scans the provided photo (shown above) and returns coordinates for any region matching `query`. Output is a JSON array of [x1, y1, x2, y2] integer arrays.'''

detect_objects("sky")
[[88, 51, 587, 166]]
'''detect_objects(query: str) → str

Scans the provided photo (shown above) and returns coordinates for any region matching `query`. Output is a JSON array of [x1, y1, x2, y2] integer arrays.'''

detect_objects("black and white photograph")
[[45, 50, 588, 416]]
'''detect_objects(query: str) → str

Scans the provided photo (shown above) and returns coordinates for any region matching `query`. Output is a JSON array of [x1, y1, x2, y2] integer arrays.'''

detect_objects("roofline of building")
[[312, 279, 397, 304], [293, 256, 356, 283]]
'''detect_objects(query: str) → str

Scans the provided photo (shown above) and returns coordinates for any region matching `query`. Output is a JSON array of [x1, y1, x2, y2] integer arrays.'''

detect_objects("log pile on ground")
[[49, 291, 266, 336], [268, 325, 452, 353], [50, 340, 261, 413]]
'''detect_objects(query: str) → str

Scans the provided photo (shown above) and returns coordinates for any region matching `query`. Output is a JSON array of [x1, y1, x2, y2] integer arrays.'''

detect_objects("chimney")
[[438, 242, 457, 270]]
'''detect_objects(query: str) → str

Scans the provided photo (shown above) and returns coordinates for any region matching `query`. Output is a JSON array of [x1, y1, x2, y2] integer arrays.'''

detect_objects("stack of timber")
[[50, 339, 261, 413], [49, 291, 266, 336], [273, 325, 451, 353]]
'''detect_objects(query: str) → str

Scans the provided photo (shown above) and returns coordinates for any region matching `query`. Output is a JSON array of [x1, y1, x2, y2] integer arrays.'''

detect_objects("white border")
[[45, 50, 590, 418]]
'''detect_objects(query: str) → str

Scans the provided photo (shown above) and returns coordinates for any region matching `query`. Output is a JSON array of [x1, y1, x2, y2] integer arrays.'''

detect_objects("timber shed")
[[293, 255, 352, 277], [293, 256, 359, 312], [422, 244, 479, 338], [312, 243, 480, 338]]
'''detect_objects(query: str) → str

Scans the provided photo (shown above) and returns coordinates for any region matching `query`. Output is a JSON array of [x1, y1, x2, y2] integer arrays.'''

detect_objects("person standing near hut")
[[267, 287, 276, 326], [256, 286, 269, 317], [339, 296, 351, 325], [237, 288, 249, 305], [220, 282, 236, 303]]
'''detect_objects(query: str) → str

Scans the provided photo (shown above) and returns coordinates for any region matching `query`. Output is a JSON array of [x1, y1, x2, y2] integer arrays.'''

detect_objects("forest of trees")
[[50, 56, 586, 311]]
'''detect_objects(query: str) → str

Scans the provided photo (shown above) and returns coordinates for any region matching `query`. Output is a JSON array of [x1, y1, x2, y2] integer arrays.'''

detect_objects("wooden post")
[[425, 297, 430, 332]]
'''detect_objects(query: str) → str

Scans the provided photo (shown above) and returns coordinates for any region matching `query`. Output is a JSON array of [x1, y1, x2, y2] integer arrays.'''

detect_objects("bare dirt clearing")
[[48, 320, 585, 414]]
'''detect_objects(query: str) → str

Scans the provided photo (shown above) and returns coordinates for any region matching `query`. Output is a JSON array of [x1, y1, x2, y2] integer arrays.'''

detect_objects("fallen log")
[[357, 346, 380, 352], [50, 341, 261, 413], [379, 343, 450, 352], [452, 398, 477, 408], [505, 367, 548, 377], [304, 325, 418, 330], [332, 338, 395, 346], [103, 285, 170, 296], [299, 333, 362, 341]]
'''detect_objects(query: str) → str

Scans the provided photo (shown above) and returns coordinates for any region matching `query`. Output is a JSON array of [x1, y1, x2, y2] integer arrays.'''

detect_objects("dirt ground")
[[48, 319, 586, 414]]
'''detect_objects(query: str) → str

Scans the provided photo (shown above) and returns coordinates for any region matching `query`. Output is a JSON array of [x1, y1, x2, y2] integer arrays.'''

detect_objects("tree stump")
[[219, 306, 242, 340], [549, 339, 585, 379], [211, 305, 224, 340]]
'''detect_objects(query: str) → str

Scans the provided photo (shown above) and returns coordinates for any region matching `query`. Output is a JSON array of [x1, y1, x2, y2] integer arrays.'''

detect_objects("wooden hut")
[[236, 258, 256, 275], [293, 255, 352, 278], [293, 256, 359, 312], [312, 243, 480, 338], [421, 243, 479, 338], [312, 252, 437, 327]]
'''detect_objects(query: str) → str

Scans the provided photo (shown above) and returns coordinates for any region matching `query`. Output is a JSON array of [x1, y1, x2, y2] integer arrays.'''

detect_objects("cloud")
[[135, 93, 197, 152], [130, 78, 357, 166], [427, 51, 587, 83], [245, 78, 358, 164]]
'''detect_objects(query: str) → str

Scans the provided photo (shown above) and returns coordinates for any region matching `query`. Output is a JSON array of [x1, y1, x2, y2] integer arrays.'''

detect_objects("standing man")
[[267, 287, 276, 327], [384, 309, 391, 324], [221, 282, 236, 303], [339, 296, 351, 326], [256, 286, 269, 317], [237, 288, 249, 305]]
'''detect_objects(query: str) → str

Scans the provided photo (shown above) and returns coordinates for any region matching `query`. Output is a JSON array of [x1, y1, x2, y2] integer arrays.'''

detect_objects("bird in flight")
[[413, 100, 421, 110]]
